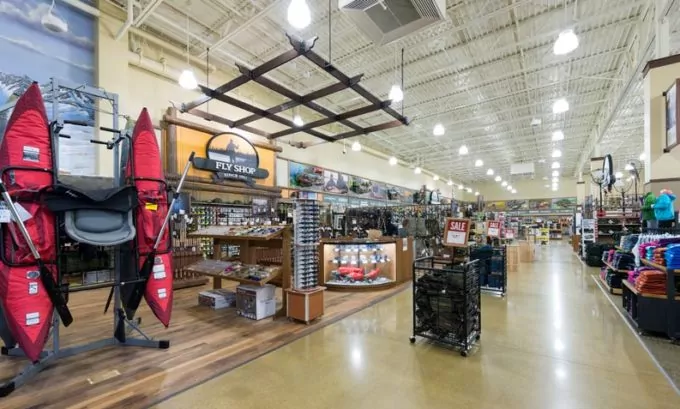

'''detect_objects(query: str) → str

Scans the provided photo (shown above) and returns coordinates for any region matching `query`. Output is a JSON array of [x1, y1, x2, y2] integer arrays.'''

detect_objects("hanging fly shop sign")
[[191, 132, 270, 185], [443, 218, 471, 247], [487, 221, 501, 238]]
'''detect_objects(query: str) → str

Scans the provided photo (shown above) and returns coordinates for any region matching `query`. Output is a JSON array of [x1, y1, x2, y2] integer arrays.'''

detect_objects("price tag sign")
[[443, 218, 471, 247], [487, 221, 501, 238], [505, 229, 515, 239]]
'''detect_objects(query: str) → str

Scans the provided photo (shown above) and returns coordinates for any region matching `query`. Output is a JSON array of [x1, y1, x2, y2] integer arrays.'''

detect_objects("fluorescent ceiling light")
[[433, 175, 439, 181], [351, 141, 361, 152], [287, 0, 311, 29], [447, 180, 454, 186], [433, 123, 445, 136], [178, 69, 198, 90], [553, 29, 579, 55], [624, 163, 634, 171], [639, 152, 646, 161], [552, 170, 559, 177], [615, 171, 623, 178], [552, 149, 562, 158], [414, 167, 422, 174], [501, 181, 508, 187], [552, 130, 565, 141], [293, 114, 304, 127], [511, 189, 517, 194], [475, 159, 483, 167], [388, 85, 404, 103], [388, 156, 398, 166], [495, 176, 502, 182], [474, 191, 480, 196], [486, 169, 494, 176], [552, 98, 569, 114], [459, 145, 469, 155], [552, 161, 560, 169]]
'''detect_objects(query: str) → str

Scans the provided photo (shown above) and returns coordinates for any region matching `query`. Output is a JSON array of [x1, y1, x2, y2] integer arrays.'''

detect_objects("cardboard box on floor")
[[519, 240, 535, 262]]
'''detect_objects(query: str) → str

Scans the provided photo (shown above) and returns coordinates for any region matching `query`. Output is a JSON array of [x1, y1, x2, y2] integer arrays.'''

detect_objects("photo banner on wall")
[[289, 161, 324, 190], [322, 169, 350, 194], [0, 0, 96, 176]]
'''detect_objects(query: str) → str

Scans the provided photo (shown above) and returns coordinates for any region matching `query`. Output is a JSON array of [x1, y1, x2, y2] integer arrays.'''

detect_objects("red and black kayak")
[[0, 83, 58, 362], [123, 108, 173, 327]]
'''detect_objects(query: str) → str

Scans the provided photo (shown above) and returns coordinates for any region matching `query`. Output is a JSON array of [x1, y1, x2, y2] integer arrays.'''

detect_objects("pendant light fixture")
[[552, 161, 561, 169], [511, 189, 517, 194], [433, 175, 439, 181], [287, 0, 311, 30], [552, 130, 565, 141], [501, 181, 508, 187], [474, 191, 480, 196], [486, 169, 494, 176], [552, 170, 560, 177], [388, 47, 405, 103], [351, 141, 361, 152], [447, 180, 454, 186], [552, 149, 562, 158], [474, 159, 483, 167], [552, 98, 569, 114], [433, 123, 445, 136], [459, 145, 469, 155], [178, 4, 198, 90], [553, 29, 579, 55], [466, 187, 472, 193], [292, 107, 303, 126], [388, 156, 398, 166], [414, 166, 422, 174], [458, 184, 464, 190], [494, 176, 502, 182]]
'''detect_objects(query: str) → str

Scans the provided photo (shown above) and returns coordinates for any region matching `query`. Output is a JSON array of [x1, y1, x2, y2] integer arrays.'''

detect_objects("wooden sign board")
[[487, 221, 501, 238], [443, 218, 471, 247]]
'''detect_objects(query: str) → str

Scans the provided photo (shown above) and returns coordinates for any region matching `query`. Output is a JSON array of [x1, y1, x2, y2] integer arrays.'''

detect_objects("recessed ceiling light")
[[486, 168, 494, 176], [495, 176, 502, 182], [475, 159, 483, 167], [552, 98, 569, 114], [501, 181, 508, 187], [459, 145, 469, 155], [552, 130, 564, 141], [552, 149, 562, 158], [552, 161, 560, 169], [433, 123, 445, 136], [388, 156, 398, 166]]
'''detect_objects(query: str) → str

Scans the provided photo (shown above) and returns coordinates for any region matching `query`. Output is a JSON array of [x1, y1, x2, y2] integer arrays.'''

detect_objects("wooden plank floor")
[[0, 282, 409, 409]]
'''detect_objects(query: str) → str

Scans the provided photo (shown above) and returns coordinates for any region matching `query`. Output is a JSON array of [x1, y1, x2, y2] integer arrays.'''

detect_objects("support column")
[[643, 54, 680, 193]]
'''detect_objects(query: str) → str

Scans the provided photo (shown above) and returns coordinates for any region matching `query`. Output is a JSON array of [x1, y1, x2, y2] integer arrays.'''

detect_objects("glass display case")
[[319, 238, 413, 290]]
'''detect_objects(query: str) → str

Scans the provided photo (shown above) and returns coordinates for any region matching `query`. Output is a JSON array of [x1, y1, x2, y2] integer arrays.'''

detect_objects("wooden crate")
[[285, 287, 325, 324]]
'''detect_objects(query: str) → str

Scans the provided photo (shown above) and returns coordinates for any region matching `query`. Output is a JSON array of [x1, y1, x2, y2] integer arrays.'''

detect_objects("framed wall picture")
[[665, 79, 679, 149]]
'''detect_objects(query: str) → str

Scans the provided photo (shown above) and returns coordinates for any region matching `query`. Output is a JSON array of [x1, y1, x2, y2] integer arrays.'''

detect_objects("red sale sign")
[[443, 218, 471, 247], [487, 221, 501, 238]]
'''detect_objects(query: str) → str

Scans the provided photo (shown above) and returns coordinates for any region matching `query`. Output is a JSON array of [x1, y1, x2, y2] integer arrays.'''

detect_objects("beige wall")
[[478, 178, 578, 201], [95, 12, 474, 200]]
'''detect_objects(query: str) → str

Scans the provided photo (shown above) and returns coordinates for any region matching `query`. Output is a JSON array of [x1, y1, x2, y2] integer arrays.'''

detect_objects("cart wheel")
[[460, 350, 468, 357], [409, 336, 416, 344], [476, 334, 481, 341]]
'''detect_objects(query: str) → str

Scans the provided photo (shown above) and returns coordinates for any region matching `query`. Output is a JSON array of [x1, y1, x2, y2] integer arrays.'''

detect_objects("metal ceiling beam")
[[133, 0, 166, 28], [187, 108, 270, 138], [574, 0, 676, 175]]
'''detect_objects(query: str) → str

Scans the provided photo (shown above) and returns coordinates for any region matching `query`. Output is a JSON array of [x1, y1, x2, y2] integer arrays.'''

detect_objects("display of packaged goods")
[[198, 289, 236, 310], [293, 199, 321, 290], [193, 225, 285, 238], [322, 241, 397, 287]]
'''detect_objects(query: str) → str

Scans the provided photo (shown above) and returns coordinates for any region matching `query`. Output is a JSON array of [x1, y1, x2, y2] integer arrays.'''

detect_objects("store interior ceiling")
[[111, 0, 680, 184]]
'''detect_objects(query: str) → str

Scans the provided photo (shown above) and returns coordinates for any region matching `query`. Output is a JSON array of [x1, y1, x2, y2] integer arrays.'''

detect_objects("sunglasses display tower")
[[286, 191, 325, 324]]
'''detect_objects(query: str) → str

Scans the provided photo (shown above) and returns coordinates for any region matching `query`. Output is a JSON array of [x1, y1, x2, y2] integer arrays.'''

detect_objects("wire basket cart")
[[409, 257, 481, 356], [470, 246, 507, 296]]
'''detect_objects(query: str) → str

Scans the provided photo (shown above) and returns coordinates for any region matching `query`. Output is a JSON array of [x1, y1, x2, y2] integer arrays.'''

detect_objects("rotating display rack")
[[410, 258, 481, 356]]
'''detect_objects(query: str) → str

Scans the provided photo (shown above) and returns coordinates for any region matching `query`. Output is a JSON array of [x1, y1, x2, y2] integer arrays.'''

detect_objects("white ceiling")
[[116, 0, 680, 184]]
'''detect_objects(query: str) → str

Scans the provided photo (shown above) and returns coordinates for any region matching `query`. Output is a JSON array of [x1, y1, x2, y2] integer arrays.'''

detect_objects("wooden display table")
[[188, 225, 292, 315]]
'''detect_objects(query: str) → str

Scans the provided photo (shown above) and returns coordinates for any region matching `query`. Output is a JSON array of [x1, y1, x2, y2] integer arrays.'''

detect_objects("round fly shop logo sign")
[[192, 132, 269, 184]]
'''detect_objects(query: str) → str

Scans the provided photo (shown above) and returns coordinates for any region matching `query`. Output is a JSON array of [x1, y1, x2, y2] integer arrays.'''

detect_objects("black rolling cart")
[[409, 257, 481, 356]]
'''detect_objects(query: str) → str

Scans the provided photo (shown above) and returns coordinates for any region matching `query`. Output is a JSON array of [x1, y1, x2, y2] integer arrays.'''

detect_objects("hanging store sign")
[[443, 218, 471, 247], [487, 221, 501, 238], [191, 132, 269, 185]]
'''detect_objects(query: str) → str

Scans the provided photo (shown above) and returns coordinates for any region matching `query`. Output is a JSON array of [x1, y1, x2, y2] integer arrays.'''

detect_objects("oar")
[[109, 152, 194, 318], [0, 182, 73, 327]]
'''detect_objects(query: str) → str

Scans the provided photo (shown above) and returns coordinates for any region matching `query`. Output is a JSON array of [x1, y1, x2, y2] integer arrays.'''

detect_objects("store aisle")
[[155, 244, 680, 409]]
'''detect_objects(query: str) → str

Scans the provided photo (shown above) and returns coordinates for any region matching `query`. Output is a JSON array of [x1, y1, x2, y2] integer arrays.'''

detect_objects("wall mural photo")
[[289, 161, 324, 189], [0, 0, 96, 175], [323, 170, 349, 194]]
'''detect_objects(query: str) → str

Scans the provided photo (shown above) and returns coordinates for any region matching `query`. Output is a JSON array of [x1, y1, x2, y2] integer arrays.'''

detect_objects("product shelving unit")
[[621, 259, 680, 341], [409, 257, 481, 356], [286, 194, 325, 324], [599, 258, 626, 295], [581, 219, 596, 259]]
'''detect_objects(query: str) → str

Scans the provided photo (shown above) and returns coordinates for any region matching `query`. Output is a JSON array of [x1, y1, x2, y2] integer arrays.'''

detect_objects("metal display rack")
[[409, 257, 481, 356], [471, 246, 507, 296], [293, 197, 320, 290]]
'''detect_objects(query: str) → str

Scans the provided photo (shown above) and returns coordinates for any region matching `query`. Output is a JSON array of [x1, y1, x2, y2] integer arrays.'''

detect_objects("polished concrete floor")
[[155, 244, 680, 409]]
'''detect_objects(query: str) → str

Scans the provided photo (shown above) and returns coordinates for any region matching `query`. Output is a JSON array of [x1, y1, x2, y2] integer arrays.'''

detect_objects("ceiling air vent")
[[339, 0, 447, 45]]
